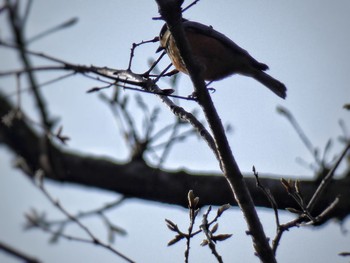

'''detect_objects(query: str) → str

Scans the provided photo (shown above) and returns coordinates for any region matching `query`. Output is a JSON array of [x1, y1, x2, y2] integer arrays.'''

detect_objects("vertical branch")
[[200, 206, 223, 263], [5, 0, 51, 130], [155, 1, 276, 262]]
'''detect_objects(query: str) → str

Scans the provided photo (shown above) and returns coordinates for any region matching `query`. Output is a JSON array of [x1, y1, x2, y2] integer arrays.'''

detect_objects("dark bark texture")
[[1, 93, 349, 223]]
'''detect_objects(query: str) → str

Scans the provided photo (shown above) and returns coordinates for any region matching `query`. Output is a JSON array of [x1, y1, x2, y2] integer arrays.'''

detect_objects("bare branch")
[[0, 241, 41, 263], [1, 91, 350, 221], [277, 106, 318, 162], [253, 166, 280, 228], [200, 206, 224, 263], [182, 0, 201, 13], [31, 170, 135, 263], [155, 1, 276, 261], [127, 37, 159, 71], [27, 17, 78, 44], [307, 142, 350, 212], [166, 191, 231, 262], [5, 1, 52, 130]]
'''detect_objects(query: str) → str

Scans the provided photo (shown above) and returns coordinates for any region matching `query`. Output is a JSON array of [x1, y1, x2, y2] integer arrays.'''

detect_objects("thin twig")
[[4, 72, 76, 101], [127, 37, 159, 70], [0, 41, 198, 102], [182, 0, 200, 13], [6, 1, 52, 130], [200, 206, 223, 263], [34, 172, 135, 263], [185, 190, 198, 263], [281, 179, 315, 222], [166, 191, 230, 262], [153, 62, 173, 84], [44, 197, 125, 227], [0, 241, 41, 263], [253, 166, 280, 230], [21, 0, 33, 28], [0, 65, 69, 76], [143, 50, 166, 77], [313, 197, 340, 223], [27, 17, 78, 44], [145, 83, 220, 162], [272, 218, 301, 254], [307, 142, 350, 212], [277, 106, 321, 166], [156, 119, 181, 167]]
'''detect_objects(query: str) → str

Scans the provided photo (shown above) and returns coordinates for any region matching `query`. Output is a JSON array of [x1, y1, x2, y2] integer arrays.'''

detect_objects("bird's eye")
[[159, 24, 168, 39]]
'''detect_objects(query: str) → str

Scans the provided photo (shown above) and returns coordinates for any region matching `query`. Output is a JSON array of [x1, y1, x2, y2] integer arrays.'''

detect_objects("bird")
[[156, 19, 287, 99]]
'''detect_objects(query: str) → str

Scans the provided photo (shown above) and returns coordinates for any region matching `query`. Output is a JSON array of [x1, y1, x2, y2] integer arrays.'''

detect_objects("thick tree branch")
[[1, 91, 349, 223], [1, 92, 350, 222]]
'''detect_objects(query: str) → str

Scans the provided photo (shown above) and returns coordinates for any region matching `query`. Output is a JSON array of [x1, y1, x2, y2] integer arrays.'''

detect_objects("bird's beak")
[[156, 45, 164, 53]]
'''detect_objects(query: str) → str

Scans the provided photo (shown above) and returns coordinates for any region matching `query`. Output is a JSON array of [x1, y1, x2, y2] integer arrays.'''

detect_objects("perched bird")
[[157, 19, 287, 99]]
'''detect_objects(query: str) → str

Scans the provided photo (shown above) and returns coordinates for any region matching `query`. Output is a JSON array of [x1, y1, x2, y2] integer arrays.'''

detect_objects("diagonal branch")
[[155, 1, 276, 262], [0, 241, 41, 263], [307, 142, 350, 212]]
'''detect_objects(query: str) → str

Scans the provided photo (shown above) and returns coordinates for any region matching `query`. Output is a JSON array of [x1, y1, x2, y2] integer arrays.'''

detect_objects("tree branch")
[[1, 79, 350, 223], [5, 0, 52, 129], [155, 1, 276, 261], [0, 241, 41, 263]]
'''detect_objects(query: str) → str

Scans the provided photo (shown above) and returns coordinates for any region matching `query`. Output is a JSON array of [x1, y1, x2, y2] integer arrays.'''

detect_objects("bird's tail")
[[253, 71, 287, 99]]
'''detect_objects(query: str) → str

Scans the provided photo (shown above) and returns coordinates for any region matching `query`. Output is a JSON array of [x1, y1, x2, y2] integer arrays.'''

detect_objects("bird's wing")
[[182, 20, 268, 70]]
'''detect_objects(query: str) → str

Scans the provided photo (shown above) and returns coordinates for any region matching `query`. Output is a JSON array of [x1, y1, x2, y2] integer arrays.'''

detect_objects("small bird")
[[157, 19, 287, 99]]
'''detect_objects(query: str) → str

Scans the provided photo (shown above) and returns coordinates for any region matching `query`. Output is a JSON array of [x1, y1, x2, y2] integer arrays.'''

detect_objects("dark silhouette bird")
[[157, 20, 287, 99]]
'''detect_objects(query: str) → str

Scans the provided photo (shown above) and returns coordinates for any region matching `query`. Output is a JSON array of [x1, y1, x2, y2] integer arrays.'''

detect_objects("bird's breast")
[[166, 31, 243, 81]]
